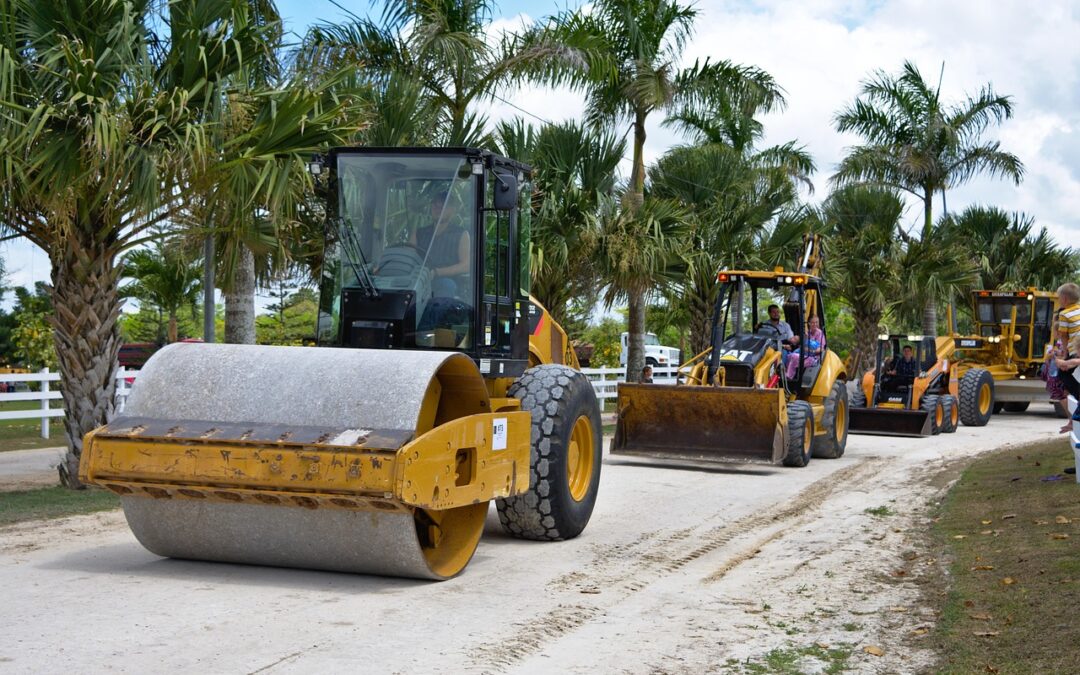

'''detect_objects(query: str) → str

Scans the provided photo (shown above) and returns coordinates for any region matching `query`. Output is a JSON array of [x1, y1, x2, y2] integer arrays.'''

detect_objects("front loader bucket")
[[612, 383, 785, 465], [848, 407, 932, 437]]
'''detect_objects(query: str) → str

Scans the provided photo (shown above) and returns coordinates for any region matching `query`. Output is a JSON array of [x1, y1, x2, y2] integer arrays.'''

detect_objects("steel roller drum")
[[118, 342, 489, 580]]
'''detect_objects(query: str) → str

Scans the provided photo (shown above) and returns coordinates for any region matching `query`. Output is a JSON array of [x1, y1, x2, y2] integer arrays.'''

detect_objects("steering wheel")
[[374, 244, 426, 279], [755, 322, 782, 338]]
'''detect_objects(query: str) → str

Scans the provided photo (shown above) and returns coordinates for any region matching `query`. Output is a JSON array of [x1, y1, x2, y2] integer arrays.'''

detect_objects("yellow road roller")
[[80, 147, 602, 580], [612, 236, 849, 467]]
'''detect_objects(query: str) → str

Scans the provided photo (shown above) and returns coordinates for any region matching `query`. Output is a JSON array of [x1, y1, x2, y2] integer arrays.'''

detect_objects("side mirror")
[[492, 171, 518, 211]]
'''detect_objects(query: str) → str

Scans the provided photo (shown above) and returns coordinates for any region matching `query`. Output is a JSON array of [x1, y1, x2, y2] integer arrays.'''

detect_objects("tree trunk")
[[624, 111, 647, 212], [224, 246, 256, 344], [922, 186, 934, 240], [921, 300, 937, 337], [51, 240, 122, 489], [626, 288, 646, 383], [851, 309, 883, 380], [688, 277, 717, 357], [203, 235, 216, 343], [167, 312, 178, 343]]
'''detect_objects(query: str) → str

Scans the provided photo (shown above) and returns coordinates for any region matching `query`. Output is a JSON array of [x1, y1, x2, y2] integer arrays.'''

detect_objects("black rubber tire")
[[850, 383, 867, 408], [992, 402, 1005, 414], [941, 395, 959, 433], [645, 357, 658, 367], [959, 368, 995, 427], [921, 394, 944, 435], [812, 380, 848, 459], [496, 365, 602, 541], [1002, 401, 1030, 413], [782, 400, 814, 468]]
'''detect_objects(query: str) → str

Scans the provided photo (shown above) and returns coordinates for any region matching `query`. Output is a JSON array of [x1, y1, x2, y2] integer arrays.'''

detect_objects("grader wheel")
[[497, 365, 602, 541]]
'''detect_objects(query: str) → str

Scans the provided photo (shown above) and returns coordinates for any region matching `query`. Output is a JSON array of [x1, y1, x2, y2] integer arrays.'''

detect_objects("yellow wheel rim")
[[835, 399, 847, 442], [950, 402, 959, 427], [978, 383, 992, 415], [802, 419, 812, 454], [935, 403, 943, 428], [567, 415, 595, 502]]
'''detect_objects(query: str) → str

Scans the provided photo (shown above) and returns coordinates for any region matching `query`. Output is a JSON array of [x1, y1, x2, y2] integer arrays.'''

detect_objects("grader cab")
[[949, 288, 1058, 415]]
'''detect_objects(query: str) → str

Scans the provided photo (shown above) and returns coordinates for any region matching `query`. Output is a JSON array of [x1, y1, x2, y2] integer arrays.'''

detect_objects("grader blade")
[[848, 407, 932, 437], [612, 384, 785, 465], [79, 343, 530, 580]]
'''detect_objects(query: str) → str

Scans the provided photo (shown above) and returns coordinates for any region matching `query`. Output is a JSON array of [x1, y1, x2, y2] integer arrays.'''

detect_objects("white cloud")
[[485, 0, 1080, 247]]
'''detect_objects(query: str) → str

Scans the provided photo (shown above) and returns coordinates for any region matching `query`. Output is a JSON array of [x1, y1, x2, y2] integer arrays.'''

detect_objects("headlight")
[[878, 334, 889, 341], [907, 335, 918, 342]]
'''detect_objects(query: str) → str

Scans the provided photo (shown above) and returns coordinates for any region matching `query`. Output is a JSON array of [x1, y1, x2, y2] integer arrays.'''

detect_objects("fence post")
[[40, 367, 50, 440]]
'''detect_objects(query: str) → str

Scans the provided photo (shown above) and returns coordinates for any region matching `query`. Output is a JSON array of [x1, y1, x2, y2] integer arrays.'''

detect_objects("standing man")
[[1054, 283, 1080, 400]]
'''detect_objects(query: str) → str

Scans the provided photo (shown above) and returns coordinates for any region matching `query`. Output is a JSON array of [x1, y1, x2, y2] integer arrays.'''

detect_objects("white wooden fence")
[[0, 368, 138, 440], [1, 364, 672, 440], [580, 365, 680, 400]]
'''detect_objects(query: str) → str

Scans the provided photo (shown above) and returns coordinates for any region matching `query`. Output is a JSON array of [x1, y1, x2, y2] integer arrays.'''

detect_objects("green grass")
[[931, 439, 1080, 674], [726, 643, 853, 674], [864, 505, 896, 517], [0, 400, 68, 452], [0, 486, 120, 526]]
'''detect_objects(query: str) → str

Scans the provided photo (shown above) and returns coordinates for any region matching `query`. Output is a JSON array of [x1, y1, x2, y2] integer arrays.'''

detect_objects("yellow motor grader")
[[79, 147, 603, 580], [612, 235, 849, 467], [949, 288, 1060, 416]]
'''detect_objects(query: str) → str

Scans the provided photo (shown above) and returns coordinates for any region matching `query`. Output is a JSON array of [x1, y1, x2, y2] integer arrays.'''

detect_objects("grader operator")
[[79, 147, 603, 580]]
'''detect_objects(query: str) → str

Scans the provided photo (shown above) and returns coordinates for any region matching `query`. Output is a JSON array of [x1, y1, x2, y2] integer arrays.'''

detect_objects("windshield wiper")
[[337, 218, 379, 299]]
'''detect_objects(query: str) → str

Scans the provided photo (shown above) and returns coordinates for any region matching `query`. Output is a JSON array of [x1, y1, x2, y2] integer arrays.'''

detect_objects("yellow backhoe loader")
[[612, 235, 849, 467], [79, 147, 602, 580]]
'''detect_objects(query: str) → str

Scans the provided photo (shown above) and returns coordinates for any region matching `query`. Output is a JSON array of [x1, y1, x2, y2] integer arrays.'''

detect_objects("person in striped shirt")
[[1054, 283, 1080, 402]]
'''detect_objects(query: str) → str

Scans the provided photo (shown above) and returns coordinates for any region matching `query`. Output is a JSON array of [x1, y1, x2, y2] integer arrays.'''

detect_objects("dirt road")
[[0, 413, 1062, 673], [0, 446, 63, 490]]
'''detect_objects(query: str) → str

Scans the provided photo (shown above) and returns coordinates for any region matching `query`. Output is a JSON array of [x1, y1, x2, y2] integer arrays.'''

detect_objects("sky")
[[4, 0, 1079, 310]]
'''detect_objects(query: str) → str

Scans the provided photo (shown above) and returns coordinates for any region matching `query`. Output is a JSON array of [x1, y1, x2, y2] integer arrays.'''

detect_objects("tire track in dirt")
[[470, 456, 888, 672]]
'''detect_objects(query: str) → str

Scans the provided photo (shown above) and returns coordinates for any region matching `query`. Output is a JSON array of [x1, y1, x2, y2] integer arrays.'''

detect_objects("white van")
[[619, 332, 680, 368]]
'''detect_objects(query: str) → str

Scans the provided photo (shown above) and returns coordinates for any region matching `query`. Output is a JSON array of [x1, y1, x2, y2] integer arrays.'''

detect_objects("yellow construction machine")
[[849, 335, 964, 436], [612, 235, 849, 467], [949, 288, 1060, 416], [79, 147, 603, 580]]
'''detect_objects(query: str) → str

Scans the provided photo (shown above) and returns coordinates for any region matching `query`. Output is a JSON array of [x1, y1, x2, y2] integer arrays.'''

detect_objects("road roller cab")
[[79, 147, 602, 580]]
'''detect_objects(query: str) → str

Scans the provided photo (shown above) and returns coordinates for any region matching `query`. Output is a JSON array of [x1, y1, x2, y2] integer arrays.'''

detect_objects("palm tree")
[[649, 143, 805, 354], [121, 243, 203, 344], [536, 0, 783, 379], [302, 0, 579, 146], [0, 0, 362, 487], [938, 206, 1080, 291], [494, 118, 625, 329], [593, 198, 690, 375], [821, 186, 905, 376], [832, 61, 1024, 333]]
